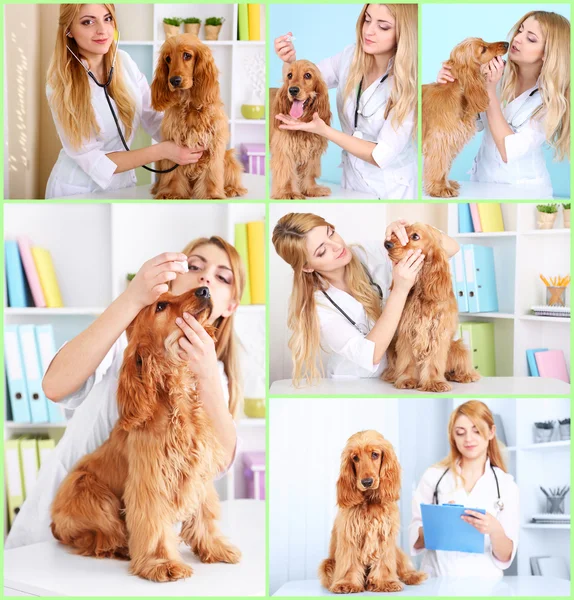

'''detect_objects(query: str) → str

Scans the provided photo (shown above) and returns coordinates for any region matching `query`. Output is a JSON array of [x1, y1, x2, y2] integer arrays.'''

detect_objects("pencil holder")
[[546, 286, 566, 307], [547, 496, 565, 514]]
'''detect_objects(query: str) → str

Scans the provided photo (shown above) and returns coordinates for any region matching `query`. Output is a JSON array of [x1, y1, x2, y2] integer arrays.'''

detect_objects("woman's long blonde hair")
[[343, 4, 417, 133], [272, 213, 382, 385], [47, 4, 135, 150], [438, 401, 507, 485], [501, 11, 570, 161], [181, 237, 246, 420]]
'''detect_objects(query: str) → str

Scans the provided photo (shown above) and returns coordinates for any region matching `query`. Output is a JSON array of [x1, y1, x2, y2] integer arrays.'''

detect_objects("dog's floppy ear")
[[336, 448, 363, 508], [377, 441, 402, 502], [313, 70, 332, 126], [449, 44, 489, 115], [273, 77, 293, 130], [151, 50, 175, 112], [420, 225, 452, 302], [191, 44, 220, 105]]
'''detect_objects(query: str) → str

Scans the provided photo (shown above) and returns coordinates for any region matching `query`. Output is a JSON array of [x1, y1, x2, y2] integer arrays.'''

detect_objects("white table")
[[270, 180, 378, 200], [423, 180, 558, 200], [61, 174, 266, 200], [273, 576, 571, 596], [4, 500, 264, 597], [270, 377, 570, 396]]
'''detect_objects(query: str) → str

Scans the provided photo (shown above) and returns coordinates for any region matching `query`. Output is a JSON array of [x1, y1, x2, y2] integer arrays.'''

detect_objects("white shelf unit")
[[448, 203, 571, 377], [114, 3, 266, 185], [4, 202, 266, 506], [452, 398, 571, 578]]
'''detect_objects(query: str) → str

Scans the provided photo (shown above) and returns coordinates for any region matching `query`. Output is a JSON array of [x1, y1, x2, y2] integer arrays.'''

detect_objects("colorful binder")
[[238, 3, 249, 41], [477, 203, 504, 233], [535, 350, 569, 383], [4, 325, 32, 423], [234, 223, 252, 305], [526, 348, 548, 376], [38, 438, 56, 465], [5, 240, 30, 308], [421, 503, 486, 554], [460, 322, 496, 376], [17, 236, 47, 307], [451, 253, 469, 312], [19, 437, 40, 498], [469, 204, 482, 233], [18, 325, 49, 423], [5, 439, 25, 526], [31, 247, 64, 308], [247, 4, 261, 41], [35, 324, 66, 423], [247, 221, 265, 304], [463, 245, 498, 313], [458, 204, 474, 234]]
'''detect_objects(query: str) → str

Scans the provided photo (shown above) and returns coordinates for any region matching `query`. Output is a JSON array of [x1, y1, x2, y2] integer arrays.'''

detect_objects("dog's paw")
[[367, 579, 404, 593], [303, 185, 331, 197], [204, 191, 227, 200], [136, 559, 193, 582], [395, 378, 418, 389], [401, 570, 428, 586], [198, 542, 241, 564], [418, 380, 452, 393], [272, 191, 306, 200], [381, 368, 396, 384], [426, 184, 458, 198], [447, 371, 480, 384], [331, 581, 363, 594], [448, 180, 461, 191], [154, 193, 188, 200], [225, 186, 247, 198], [113, 546, 131, 561]]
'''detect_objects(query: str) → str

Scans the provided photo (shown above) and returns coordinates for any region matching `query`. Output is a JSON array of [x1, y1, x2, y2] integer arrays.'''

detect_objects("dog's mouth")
[[288, 97, 310, 119]]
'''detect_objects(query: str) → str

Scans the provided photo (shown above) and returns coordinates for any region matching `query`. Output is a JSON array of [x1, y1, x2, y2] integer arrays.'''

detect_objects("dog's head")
[[118, 286, 215, 431], [151, 34, 219, 111], [336, 430, 401, 508], [274, 59, 331, 127]]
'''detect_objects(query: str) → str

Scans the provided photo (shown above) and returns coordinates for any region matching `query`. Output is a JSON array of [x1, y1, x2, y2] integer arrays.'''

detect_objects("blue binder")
[[34, 325, 66, 423], [4, 325, 32, 422], [458, 204, 474, 234], [421, 503, 486, 554], [5, 241, 30, 308], [18, 325, 49, 423], [527, 348, 548, 376], [451, 253, 469, 312], [463, 245, 499, 313]]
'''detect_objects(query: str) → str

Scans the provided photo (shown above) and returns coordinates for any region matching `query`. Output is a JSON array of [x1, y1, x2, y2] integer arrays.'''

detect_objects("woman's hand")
[[275, 32, 296, 63], [481, 57, 505, 94], [160, 141, 205, 165], [462, 510, 504, 536], [392, 249, 425, 293], [176, 312, 220, 383], [275, 112, 328, 136], [437, 62, 455, 84], [125, 252, 189, 311], [414, 526, 425, 550], [385, 219, 411, 246]]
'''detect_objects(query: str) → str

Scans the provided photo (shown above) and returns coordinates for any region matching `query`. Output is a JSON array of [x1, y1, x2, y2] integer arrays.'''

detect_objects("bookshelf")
[[448, 203, 571, 377], [4, 203, 266, 518], [114, 3, 266, 186]]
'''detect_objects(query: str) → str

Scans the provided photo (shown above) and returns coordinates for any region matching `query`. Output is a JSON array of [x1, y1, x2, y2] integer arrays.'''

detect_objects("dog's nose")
[[361, 478, 374, 488], [170, 76, 182, 87], [195, 286, 210, 299], [384, 240, 394, 250], [288, 86, 300, 97], [502, 42, 509, 51]]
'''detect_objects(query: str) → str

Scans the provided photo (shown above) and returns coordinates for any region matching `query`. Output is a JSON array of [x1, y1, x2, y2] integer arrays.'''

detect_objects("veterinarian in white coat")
[[409, 401, 520, 579], [46, 4, 203, 198], [6, 242, 242, 549], [274, 4, 418, 199]]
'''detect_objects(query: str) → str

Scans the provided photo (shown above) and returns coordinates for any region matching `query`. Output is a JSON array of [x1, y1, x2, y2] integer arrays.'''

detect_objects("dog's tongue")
[[289, 100, 304, 119]]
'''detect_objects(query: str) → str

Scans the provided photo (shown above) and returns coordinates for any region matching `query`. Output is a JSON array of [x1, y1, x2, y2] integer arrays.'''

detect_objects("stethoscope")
[[66, 30, 177, 174], [507, 87, 542, 132], [320, 263, 383, 336], [354, 73, 389, 130], [433, 464, 504, 512]]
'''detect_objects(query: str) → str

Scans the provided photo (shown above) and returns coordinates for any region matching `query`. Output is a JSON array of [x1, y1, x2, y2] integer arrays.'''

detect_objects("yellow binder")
[[31, 247, 63, 307], [477, 204, 504, 233], [5, 439, 25, 527], [248, 4, 261, 41], [247, 221, 265, 304], [234, 223, 252, 305]]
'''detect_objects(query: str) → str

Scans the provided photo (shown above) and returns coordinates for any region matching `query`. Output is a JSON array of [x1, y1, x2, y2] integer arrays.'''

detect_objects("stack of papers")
[[531, 513, 570, 524]]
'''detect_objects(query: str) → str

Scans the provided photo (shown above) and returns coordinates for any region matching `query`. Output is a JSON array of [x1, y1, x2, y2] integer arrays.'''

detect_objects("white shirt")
[[317, 45, 417, 199], [5, 333, 232, 549], [470, 83, 553, 198], [46, 50, 163, 198], [409, 459, 520, 579], [314, 241, 393, 378]]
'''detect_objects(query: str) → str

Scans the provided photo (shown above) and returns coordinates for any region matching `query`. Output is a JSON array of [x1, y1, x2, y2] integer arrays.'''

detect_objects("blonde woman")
[[439, 11, 570, 197], [6, 236, 244, 548], [409, 401, 519, 578], [274, 4, 417, 199], [272, 213, 460, 384], [46, 3, 203, 198]]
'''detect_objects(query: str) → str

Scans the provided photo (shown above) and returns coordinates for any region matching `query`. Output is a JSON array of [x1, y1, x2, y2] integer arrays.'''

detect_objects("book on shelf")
[[233, 220, 265, 305], [477, 203, 505, 233], [534, 349, 569, 383], [247, 4, 261, 41]]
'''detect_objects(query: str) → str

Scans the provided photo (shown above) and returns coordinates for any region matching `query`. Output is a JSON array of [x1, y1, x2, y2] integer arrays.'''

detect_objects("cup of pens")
[[540, 274, 570, 307], [540, 486, 570, 514]]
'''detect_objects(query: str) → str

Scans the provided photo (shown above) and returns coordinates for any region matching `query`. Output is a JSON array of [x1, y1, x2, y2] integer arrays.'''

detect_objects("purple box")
[[240, 143, 265, 176], [243, 451, 265, 500]]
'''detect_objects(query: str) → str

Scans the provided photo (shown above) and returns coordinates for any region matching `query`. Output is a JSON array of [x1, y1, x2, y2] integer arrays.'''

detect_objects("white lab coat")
[[314, 240, 393, 378], [409, 459, 520, 579], [317, 45, 417, 199], [46, 50, 163, 198], [470, 82, 553, 198], [5, 333, 234, 549]]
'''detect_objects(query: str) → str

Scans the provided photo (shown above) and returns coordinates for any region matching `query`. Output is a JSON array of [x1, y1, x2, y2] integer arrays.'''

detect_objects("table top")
[[61, 174, 266, 200], [269, 377, 570, 396], [273, 576, 571, 596], [423, 180, 558, 200], [4, 500, 265, 597]]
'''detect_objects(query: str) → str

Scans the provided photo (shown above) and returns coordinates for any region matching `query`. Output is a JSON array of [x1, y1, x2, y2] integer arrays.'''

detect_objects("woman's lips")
[[510, 44, 519, 52], [337, 248, 347, 259], [364, 38, 374, 46], [93, 38, 109, 44]]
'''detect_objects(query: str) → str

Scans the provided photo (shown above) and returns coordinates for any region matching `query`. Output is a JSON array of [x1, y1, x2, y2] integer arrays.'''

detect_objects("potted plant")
[[205, 16, 225, 41], [562, 203, 570, 229], [163, 17, 182, 38], [536, 203, 558, 229], [558, 417, 570, 440], [534, 420, 555, 443], [183, 17, 201, 37]]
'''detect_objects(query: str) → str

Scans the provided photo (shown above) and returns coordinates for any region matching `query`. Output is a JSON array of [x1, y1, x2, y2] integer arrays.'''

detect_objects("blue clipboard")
[[421, 503, 486, 554]]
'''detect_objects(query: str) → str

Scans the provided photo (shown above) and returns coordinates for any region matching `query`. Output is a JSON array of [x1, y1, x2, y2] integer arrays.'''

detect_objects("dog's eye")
[[156, 302, 169, 313], [287, 72, 293, 80], [481, 46, 487, 54], [371, 452, 379, 460], [165, 56, 171, 64], [183, 52, 191, 61], [352, 455, 359, 463], [304, 72, 312, 79], [411, 233, 420, 241]]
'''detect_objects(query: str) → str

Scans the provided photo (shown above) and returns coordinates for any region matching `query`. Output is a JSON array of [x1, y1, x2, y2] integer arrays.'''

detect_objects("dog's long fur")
[[319, 431, 427, 594], [270, 60, 332, 199], [50, 287, 241, 582], [382, 224, 480, 392], [422, 38, 509, 198], [150, 34, 246, 199]]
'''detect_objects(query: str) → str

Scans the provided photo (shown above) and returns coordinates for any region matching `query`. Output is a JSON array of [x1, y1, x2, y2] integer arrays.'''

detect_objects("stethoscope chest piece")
[[496, 499, 504, 512]]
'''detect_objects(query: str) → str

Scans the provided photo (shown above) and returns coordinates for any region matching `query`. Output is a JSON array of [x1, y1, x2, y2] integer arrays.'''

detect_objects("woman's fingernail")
[[183, 312, 190, 319], [176, 317, 182, 325]]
